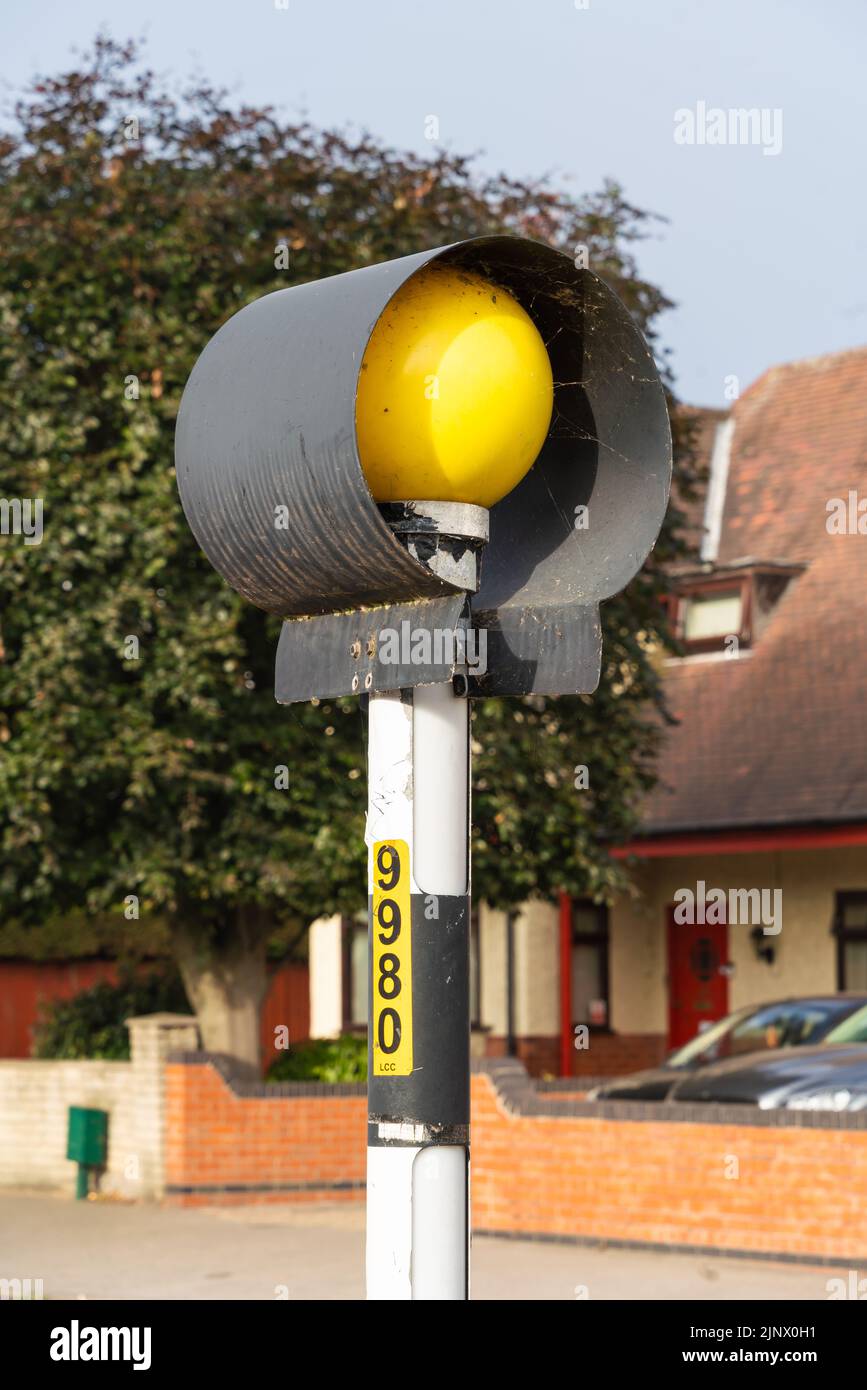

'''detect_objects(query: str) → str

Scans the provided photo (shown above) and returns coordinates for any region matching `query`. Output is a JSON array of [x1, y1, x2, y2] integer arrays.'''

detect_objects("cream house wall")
[[514, 900, 559, 1035], [479, 900, 559, 1036], [479, 904, 508, 1036], [608, 864, 664, 1033]]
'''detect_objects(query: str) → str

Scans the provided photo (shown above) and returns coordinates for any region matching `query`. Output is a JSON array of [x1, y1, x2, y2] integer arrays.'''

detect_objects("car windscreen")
[[668, 998, 859, 1068]]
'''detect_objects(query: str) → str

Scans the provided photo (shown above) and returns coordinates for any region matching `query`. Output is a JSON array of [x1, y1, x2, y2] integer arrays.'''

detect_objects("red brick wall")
[[484, 1035, 559, 1076], [165, 1061, 365, 1207], [470, 1075, 867, 1261], [484, 1032, 668, 1077], [570, 1032, 668, 1076], [164, 1057, 867, 1261]]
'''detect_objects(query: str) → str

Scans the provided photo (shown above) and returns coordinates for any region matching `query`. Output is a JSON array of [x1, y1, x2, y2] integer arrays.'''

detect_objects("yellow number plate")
[[371, 839, 413, 1077]]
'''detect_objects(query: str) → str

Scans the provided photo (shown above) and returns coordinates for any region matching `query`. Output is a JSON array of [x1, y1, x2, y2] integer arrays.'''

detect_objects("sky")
[[1, 0, 864, 406]]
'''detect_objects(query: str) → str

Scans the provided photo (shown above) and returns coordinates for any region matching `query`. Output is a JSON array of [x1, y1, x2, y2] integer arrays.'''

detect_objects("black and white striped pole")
[[175, 235, 671, 1301], [362, 505, 491, 1298], [365, 678, 471, 1298]]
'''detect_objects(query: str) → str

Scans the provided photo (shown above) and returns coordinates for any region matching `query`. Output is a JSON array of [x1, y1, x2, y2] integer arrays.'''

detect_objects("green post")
[[66, 1106, 107, 1200]]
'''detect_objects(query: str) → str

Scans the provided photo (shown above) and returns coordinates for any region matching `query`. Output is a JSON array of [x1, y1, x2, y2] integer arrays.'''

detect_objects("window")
[[571, 901, 609, 1029], [668, 997, 857, 1067], [833, 892, 867, 991], [670, 564, 803, 656], [719, 1002, 845, 1057], [825, 1003, 867, 1044], [342, 917, 368, 1030], [682, 588, 743, 642], [672, 577, 750, 654]]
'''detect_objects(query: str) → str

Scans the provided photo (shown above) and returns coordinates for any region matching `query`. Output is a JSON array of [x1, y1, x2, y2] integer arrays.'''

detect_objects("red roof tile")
[[644, 347, 867, 832]]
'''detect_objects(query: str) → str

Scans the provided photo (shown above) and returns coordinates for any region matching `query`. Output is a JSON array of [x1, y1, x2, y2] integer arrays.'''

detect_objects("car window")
[[667, 1012, 746, 1067], [668, 998, 859, 1067], [720, 1002, 854, 1057], [825, 1003, 867, 1044]]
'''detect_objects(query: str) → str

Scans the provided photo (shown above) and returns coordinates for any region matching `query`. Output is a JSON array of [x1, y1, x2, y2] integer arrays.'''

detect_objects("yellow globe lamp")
[[355, 264, 554, 508]]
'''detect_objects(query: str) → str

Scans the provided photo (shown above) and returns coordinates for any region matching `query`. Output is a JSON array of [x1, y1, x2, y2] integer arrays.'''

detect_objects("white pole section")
[[413, 679, 469, 897], [410, 1143, 468, 1300]]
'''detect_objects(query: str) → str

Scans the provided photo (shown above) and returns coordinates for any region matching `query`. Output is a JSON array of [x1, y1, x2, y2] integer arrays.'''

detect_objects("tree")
[[0, 37, 697, 1071]]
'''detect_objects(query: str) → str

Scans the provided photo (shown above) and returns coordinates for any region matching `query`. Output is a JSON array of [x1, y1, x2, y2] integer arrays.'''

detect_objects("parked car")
[[670, 1041, 867, 1111], [587, 995, 867, 1102]]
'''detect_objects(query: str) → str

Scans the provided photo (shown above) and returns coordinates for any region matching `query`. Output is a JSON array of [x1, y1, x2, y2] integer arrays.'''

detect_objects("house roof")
[[643, 346, 867, 835]]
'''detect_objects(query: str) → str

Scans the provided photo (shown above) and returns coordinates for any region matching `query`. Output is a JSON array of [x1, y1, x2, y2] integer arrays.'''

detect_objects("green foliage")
[[0, 34, 700, 950], [0, 911, 171, 960], [32, 968, 191, 1059], [266, 1034, 367, 1084]]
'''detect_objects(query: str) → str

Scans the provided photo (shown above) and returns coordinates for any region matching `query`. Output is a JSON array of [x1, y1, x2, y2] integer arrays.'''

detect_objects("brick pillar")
[[126, 1013, 199, 1198]]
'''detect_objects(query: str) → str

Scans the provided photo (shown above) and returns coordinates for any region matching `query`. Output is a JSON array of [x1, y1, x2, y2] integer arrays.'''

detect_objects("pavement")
[[0, 1191, 849, 1301]]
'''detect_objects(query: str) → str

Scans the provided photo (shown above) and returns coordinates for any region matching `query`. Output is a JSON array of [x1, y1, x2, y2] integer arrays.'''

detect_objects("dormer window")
[[671, 575, 751, 654], [682, 587, 743, 644], [669, 562, 804, 657]]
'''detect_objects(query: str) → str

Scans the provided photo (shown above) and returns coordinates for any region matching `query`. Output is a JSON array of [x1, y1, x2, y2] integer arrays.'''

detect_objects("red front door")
[[666, 905, 729, 1049]]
